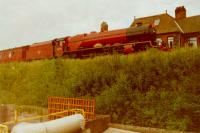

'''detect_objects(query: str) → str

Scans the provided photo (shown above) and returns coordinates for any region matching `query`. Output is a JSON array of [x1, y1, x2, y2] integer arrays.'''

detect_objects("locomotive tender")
[[0, 23, 157, 63]]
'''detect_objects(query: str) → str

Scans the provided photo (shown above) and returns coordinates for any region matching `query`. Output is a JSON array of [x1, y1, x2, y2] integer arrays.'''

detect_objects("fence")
[[48, 97, 95, 121]]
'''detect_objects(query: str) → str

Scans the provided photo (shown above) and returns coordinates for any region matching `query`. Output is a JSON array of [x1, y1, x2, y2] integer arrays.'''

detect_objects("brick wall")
[[157, 33, 180, 47]]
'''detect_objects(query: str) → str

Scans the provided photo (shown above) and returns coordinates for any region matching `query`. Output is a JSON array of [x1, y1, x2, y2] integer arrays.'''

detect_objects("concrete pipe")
[[11, 114, 85, 133]]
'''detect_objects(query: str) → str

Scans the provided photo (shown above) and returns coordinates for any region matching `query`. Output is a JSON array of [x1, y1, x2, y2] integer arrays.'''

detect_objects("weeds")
[[0, 48, 199, 131]]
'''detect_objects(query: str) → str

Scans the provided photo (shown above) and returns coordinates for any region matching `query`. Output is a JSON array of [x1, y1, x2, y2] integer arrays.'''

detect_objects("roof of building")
[[130, 13, 200, 34], [130, 13, 182, 34], [177, 15, 200, 33]]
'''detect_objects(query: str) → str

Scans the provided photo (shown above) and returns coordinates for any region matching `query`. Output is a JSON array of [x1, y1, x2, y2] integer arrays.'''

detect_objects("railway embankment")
[[0, 48, 199, 132]]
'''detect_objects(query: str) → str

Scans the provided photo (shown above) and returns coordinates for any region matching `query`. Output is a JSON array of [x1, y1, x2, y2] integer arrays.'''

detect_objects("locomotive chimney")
[[100, 21, 108, 32], [175, 6, 186, 20]]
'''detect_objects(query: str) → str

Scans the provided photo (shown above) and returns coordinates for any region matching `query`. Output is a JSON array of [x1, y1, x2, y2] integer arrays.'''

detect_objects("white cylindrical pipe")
[[11, 123, 46, 133], [11, 114, 85, 133], [44, 114, 85, 133]]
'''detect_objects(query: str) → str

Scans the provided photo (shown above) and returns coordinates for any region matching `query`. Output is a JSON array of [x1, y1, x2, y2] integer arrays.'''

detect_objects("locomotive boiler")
[[0, 22, 157, 63], [57, 23, 156, 58]]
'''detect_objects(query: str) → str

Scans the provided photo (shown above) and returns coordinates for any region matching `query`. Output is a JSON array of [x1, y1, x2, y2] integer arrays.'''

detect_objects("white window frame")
[[8, 52, 12, 59], [188, 37, 197, 48], [168, 37, 174, 48], [154, 19, 160, 26], [156, 38, 162, 46]]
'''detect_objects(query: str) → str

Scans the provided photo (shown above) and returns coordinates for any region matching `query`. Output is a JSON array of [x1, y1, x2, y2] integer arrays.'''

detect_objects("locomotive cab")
[[52, 38, 65, 57], [126, 24, 156, 51]]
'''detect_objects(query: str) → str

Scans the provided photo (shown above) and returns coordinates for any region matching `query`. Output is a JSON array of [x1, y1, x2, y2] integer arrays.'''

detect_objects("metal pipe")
[[11, 114, 85, 133]]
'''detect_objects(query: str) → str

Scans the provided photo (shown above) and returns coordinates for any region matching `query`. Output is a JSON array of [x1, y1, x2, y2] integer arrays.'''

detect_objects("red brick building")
[[131, 6, 200, 48]]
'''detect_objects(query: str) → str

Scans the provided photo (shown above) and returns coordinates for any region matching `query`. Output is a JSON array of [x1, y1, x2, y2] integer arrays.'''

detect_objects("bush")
[[0, 48, 199, 131]]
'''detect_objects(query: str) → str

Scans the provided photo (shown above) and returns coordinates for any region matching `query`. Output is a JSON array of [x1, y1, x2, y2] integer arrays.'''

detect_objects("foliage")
[[0, 48, 200, 131]]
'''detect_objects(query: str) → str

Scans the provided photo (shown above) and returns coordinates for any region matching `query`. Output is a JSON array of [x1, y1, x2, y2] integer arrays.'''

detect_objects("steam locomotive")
[[0, 23, 158, 63]]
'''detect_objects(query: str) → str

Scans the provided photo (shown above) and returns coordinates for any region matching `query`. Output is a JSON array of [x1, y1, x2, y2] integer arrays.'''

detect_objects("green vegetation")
[[0, 48, 200, 131]]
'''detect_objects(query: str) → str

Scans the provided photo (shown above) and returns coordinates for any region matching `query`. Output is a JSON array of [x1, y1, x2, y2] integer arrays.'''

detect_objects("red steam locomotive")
[[0, 23, 157, 63]]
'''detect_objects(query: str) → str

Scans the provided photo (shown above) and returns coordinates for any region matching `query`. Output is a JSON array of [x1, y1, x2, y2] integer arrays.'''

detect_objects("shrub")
[[0, 48, 199, 131]]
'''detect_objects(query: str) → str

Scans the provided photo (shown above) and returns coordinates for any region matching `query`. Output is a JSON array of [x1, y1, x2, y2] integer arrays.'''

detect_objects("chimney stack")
[[175, 6, 186, 20], [100, 21, 108, 32]]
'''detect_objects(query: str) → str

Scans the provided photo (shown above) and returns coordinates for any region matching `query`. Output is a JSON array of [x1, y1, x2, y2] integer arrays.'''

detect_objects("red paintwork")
[[26, 41, 53, 60], [82, 29, 127, 47], [124, 44, 134, 54], [0, 25, 157, 63], [159, 44, 171, 51], [0, 46, 28, 63], [67, 29, 127, 51], [67, 34, 84, 51], [0, 40, 65, 63]]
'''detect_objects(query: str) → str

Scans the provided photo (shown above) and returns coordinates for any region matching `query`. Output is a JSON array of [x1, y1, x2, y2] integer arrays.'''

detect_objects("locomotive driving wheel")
[[67, 53, 77, 58], [103, 46, 111, 55]]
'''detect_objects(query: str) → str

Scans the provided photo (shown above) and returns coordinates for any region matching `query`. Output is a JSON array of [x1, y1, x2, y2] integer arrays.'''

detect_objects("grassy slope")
[[0, 48, 199, 131]]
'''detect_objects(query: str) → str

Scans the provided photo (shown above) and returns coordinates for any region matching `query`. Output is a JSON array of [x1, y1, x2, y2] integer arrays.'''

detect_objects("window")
[[168, 37, 174, 48], [156, 38, 162, 46], [154, 19, 160, 26], [188, 37, 197, 48], [136, 22, 143, 27], [8, 51, 14, 58], [58, 41, 65, 48]]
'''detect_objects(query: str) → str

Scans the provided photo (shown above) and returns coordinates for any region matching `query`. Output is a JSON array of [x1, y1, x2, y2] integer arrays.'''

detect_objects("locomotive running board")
[[63, 41, 154, 58]]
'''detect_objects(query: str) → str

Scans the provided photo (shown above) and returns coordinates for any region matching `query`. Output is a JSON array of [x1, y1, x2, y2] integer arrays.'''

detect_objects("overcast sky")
[[0, 0, 199, 50]]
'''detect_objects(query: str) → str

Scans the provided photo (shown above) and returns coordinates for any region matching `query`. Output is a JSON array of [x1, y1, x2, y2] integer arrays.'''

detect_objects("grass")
[[0, 48, 199, 131]]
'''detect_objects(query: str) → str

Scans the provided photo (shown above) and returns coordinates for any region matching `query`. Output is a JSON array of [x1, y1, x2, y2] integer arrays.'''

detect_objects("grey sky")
[[0, 0, 199, 50]]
